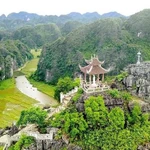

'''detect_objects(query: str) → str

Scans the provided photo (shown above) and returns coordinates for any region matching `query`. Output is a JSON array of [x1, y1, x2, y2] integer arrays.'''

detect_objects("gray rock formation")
[[0, 55, 18, 80], [123, 62, 150, 100]]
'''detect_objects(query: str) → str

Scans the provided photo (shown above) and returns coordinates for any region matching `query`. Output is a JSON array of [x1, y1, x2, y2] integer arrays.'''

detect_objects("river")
[[15, 75, 57, 106]]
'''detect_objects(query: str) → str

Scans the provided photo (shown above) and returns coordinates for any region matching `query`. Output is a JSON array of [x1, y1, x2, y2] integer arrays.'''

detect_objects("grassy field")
[[0, 78, 37, 128], [21, 58, 39, 77], [0, 146, 3, 150], [21, 49, 41, 77]]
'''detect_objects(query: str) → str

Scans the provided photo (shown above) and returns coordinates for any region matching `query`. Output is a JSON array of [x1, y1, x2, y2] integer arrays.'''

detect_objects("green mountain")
[[0, 40, 32, 80], [36, 9, 150, 83], [0, 11, 126, 31], [12, 23, 62, 48]]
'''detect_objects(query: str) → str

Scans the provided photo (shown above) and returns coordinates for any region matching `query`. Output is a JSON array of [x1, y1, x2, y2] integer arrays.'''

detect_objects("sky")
[[0, 0, 150, 16]]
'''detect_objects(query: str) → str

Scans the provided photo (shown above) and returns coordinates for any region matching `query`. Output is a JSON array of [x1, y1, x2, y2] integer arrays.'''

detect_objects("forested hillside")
[[1, 9, 150, 83], [0, 40, 32, 80], [36, 9, 150, 83]]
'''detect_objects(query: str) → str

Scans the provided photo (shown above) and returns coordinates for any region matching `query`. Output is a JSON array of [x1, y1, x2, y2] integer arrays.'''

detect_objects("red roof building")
[[79, 55, 109, 86]]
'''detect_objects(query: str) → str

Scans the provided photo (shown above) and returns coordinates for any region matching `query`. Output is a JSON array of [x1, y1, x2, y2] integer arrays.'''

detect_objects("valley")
[[0, 9, 150, 149], [0, 49, 58, 128]]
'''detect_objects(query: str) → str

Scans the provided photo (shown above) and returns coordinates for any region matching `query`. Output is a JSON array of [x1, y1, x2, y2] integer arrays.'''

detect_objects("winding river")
[[15, 75, 57, 106]]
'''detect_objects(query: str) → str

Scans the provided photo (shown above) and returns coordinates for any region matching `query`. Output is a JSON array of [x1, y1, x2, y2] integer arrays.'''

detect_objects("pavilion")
[[79, 55, 109, 91]]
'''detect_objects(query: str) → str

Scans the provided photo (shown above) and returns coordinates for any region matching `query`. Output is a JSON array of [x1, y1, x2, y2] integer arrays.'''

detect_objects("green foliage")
[[84, 96, 108, 129], [0, 39, 32, 80], [108, 89, 121, 99], [121, 91, 132, 103], [17, 107, 47, 127], [54, 77, 77, 101], [72, 88, 83, 102], [116, 71, 128, 82], [0, 78, 15, 90], [108, 107, 125, 129], [51, 110, 88, 140], [127, 104, 149, 126], [50, 95, 150, 149], [12, 24, 62, 48], [8, 134, 35, 150], [82, 98, 150, 149]]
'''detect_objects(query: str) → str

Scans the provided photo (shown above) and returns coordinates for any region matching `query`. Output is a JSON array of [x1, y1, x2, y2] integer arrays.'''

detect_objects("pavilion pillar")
[[93, 75, 96, 85], [84, 73, 87, 82], [102, 74, 104, 81], [97, 74, 99, 83], [89, 75, 91, 85]]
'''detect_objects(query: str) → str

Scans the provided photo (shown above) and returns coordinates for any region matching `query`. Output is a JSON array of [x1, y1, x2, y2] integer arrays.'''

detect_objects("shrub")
[[17, 107, 47, 127], [8, 134, 35, 150], [72, 88, 83, 102], [108, 89, 121, 99]]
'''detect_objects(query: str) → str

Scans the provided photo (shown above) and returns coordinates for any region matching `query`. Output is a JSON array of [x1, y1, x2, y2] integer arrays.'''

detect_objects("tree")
[[54, 77, 75, 101], [108, 107, 125, 129], [84, 96, 108, 129], [51, 110, 88, 140], [17, 107, 47, 127]]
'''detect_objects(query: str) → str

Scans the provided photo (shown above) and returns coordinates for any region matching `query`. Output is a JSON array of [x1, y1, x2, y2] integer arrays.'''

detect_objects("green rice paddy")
[[0, 78, 37, 128]]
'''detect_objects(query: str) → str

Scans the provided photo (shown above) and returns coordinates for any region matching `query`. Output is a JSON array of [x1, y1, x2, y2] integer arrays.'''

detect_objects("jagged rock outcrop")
[[76, 93, 125, 112], [123, 62, 150, 100], [75, 91, 150, 113]]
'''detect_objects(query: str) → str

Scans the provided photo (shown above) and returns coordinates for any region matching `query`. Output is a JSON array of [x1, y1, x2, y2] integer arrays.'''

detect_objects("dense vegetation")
[[36, 9, 150, 84], [54, 77, 80, 101], [17, 107, 47, 127], [50, 95, 150, 150], [1, 9, 150, 83], [0, 40, 32, 80], [14, 91, 150, 150], [9, 134, 35, 150]]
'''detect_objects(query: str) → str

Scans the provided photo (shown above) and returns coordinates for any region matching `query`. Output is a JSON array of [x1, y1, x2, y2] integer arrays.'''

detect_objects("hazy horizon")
[[0, 0, 150, 17]]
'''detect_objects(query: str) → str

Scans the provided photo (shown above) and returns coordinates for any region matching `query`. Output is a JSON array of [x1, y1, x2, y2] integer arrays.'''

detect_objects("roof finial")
[[137, 51, 141, 65]]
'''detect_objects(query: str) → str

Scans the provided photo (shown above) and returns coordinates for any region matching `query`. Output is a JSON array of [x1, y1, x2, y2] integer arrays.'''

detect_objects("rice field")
[[0, 78, 37, 128]]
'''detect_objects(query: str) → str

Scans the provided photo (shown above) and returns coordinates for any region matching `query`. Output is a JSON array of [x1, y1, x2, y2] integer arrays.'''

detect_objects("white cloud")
[[0, 0, 150, 16]]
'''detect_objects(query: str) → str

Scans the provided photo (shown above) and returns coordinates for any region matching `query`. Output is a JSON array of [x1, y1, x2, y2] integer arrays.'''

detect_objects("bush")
[[72, 88, 83, 102], [54, 77, 79, 101], [8, 134, 35, 150], [17, 107, 47, 127], [116, 71, 128, 82], [108, 89, 121, 99]]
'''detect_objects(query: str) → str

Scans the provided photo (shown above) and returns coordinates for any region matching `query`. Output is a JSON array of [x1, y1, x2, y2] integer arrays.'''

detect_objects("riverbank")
[[15, 75, 58, 106], [0, 78, 37, 128]]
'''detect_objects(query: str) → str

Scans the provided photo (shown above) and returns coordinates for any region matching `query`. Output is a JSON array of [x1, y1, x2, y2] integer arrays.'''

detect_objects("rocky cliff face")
[[0, 55, 18, 80], [123, 62, 150, 101], [0, 40, 32, 80]]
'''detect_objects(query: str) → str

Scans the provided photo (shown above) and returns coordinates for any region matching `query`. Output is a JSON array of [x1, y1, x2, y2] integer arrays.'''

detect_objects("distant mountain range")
[[0, 11, 126, 21]]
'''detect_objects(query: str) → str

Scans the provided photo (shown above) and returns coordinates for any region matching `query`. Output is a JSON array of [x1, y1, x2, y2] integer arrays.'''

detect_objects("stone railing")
[[82, 84, 110, 94], [60, 87, 78, 104]]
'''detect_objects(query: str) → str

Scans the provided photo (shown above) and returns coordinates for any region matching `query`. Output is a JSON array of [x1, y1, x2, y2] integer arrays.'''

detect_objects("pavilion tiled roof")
[[79, 56, 109, 75]]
